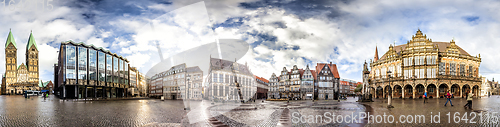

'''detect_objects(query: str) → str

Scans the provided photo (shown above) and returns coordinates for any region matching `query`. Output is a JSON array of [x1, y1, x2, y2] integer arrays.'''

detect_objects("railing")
[[373, 75, 481, 83]]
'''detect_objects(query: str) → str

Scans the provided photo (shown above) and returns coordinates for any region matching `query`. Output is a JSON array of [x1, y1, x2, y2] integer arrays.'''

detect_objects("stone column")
[[383, 86, 385, 98], [402, 86, 405, 99], [460, 86, 463, 98], [436, 87, 439, 99], [391, 85, 394, 98], [412, 87, 415, 99]]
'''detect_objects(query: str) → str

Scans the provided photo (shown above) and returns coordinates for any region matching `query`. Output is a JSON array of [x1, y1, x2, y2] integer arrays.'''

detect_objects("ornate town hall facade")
[[1, 30, 39, 95], [370, 30, 481, 99]]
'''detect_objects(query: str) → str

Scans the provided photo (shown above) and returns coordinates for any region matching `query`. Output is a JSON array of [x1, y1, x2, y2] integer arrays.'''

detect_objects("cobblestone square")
[[2, 95, 500, 126]]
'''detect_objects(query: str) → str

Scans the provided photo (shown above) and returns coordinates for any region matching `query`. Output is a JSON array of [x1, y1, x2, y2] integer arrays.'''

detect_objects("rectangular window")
[[415, 56, 420, 65], [78, 47, 87, 80], [403, 58, 407, 66], [450, 63, 456, 76], [225, 75, 229, 83], [89, 49, 97, 81], [106, 55, 112, 82], [415, 69, 420, 78], [420, 68, 425, 78], [113, 57, 119, 83], [219, 74, 223, 83], [409, 57, 413, 66], [460, 64, 465, 77], [124, 61, 128, 85], [212, 73, 217, 83], [432, 56, 437, 65], [469, 66, 473, 77], [119, 59, 123, 84], [66, 45, 76, 79], [439, 62, 445, 75]]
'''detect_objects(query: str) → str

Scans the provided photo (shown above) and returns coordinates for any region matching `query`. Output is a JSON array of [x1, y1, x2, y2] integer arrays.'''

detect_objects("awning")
[[41, 90, 49, 92]]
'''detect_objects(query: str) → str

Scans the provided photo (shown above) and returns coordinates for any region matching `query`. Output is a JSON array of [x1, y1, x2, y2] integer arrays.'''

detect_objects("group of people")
[[422, 90, 474, 110]]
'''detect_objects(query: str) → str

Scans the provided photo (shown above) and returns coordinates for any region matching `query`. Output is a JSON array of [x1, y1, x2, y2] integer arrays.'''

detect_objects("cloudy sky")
[[1, 0, 499, 83]]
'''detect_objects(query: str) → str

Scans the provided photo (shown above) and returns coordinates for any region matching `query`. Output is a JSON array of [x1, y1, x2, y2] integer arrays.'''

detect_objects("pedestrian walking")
[[444, 90, 454, 106], [464, 90, 473, 110], [423, 90, 428, 103]]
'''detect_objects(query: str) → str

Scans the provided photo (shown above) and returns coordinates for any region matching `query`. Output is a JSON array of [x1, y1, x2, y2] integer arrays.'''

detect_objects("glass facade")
[[58, 42, 131, 99], [89, 49, 97, 81], [119, 59, 124, 84], [66, 45, 76, 79], [113, 57, 118, 83], [78, 47, 87, 80], [98, 52, 105, 82], [106, 55, 112, 83]]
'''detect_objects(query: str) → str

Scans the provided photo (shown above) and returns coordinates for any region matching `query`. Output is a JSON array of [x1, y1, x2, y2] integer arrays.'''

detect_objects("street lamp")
[[185, 77, 191, 110], [387, 70, 394, 108]]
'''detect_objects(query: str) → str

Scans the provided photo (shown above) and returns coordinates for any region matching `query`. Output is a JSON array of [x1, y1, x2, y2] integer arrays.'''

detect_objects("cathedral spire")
[[6, 29, 17, 49], [374, 45, 379, 62], [26, 32, 38, 51]]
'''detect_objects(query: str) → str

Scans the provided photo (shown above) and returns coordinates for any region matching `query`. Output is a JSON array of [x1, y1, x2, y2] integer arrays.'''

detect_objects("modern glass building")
[[54, 41, 130, 99]]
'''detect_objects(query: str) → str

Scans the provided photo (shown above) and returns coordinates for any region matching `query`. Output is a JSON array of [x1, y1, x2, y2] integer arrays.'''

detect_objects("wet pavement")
[[2, 95, 500, 126], [0, 95, 191, 126], [362, 95, 500, 126]]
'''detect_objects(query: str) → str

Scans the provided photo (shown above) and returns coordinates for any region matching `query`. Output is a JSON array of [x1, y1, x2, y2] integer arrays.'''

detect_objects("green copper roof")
[[17, 64, 26, 69], [26, 32, 38, 50], [5, 30, 17, 48], [39, 80, 48, 87]]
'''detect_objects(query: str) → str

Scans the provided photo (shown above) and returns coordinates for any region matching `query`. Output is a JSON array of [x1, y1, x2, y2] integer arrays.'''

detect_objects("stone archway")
[[376, 86, 383, 98], [416, 84, 425, 98], [426, 84, 436, 98], [394, 85, 402, 98], [472, 85, 480, 97], [438, 84, 448, 98], [404, 85, 413, 99], [384, 85, 392, 98], [451, 84, 460, 98], [462, 85, 470, 98], [370, 87, 376, 98]]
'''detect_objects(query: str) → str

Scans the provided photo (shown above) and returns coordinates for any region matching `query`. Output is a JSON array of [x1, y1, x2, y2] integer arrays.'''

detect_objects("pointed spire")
[[416, 29, 423, 36], [27, 31, 38, 51], [374, 45, 379, 62], [6, 29, 17, 48]]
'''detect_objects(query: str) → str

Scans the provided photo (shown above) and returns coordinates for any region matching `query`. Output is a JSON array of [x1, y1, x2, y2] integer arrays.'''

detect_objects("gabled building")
[[370, 30, 481, 99], [316, 62, 340, 100], [300, 65, 316, 100], [207, 57, 255, 102], [278, 67, 290, 99], [289, 65, 302, 99], [268, 73, 279, 99]]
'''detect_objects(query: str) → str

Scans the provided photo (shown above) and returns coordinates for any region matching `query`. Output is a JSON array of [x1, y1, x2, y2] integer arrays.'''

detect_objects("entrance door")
[[325, 95, 328, 99], [78, 86, 85, 99], [96, 87, 103, 98], [172, 95, 176, 100], [10, 90, 13, 95]]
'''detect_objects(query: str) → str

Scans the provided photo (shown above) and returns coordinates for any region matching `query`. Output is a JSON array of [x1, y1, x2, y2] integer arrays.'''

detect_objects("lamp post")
[[185, 77, 191, 110], [387, 70, 394, 108]]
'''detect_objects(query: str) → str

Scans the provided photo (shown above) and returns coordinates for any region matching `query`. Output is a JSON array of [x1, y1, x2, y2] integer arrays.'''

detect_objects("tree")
[[354, 83, 363, 92]]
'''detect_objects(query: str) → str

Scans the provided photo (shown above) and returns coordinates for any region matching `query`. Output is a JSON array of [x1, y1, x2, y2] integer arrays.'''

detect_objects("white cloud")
[[203, 0, 500, 82], [0, 0, 98, 83]]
